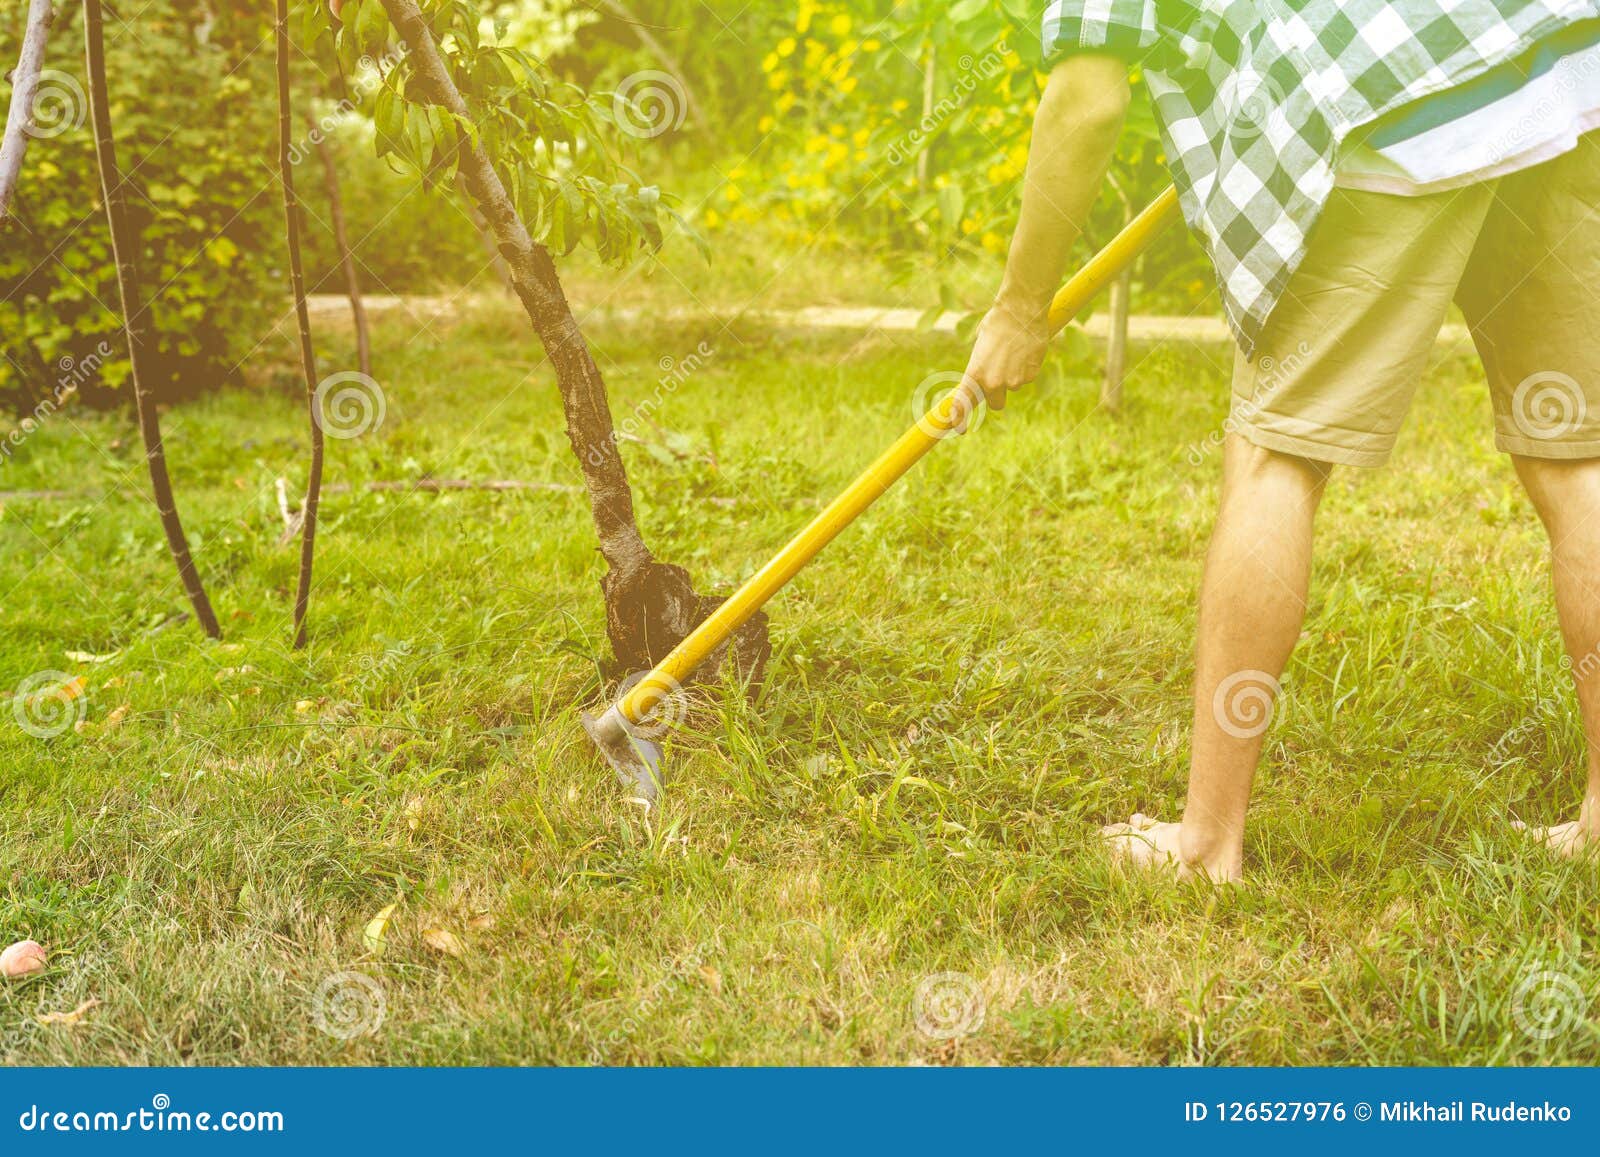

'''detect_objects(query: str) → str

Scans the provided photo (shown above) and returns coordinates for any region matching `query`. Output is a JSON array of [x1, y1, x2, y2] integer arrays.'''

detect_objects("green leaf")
[[355, 0, 389, 57]]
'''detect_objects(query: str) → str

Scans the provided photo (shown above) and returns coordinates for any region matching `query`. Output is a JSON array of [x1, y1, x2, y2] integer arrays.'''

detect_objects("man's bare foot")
[[1099, 813, 1242, 882], [1513, 817, 1600, 859]]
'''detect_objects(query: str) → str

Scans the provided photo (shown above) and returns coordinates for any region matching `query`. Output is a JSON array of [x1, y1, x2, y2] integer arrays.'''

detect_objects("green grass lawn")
[[1, 292, 1597, 1065]]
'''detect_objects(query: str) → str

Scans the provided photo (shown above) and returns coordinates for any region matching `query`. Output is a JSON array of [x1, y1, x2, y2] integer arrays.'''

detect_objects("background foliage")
[[2, 0, 1216, 418], [0, 2, 282, 412], [568, 0, 1214, 316]]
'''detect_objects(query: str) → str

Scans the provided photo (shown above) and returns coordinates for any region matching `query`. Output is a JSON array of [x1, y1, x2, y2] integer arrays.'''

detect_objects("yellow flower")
[[777, 36, 797, 57], [830, 12, 851, 36], [758, 115, 776, 133]]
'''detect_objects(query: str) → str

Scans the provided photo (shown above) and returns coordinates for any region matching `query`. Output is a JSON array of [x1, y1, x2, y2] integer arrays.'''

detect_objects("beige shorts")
[[1231, 129, 1600, 467]]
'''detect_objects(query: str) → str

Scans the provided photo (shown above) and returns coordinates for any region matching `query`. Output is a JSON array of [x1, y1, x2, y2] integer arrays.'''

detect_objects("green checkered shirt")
[[1043, 0, 1600, 352]]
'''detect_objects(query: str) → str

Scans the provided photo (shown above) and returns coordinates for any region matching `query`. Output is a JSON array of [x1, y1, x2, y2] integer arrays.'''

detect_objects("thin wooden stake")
[[82, 0, 220, 638]]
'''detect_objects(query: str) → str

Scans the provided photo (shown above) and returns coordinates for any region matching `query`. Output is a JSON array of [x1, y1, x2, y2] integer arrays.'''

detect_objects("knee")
[[1512, 455, 1600, 540], [1223, 434, 1333, 507]]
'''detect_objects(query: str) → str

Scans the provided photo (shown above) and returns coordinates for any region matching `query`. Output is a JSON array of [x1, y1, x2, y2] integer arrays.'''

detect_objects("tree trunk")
[[82, 0, 220, 638], [0, 0, 55, 218], [1101, 177, 1134, 414], [308, 118, 371, 380], [277, 0, 324, 650], [376, 0, 767, 682], [1101, 268, 1131, 413]]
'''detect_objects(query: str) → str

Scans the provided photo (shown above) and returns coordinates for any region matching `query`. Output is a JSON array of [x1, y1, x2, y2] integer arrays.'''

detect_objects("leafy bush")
[[0, 2, 281, 414], [744, 1, 1209, 304]]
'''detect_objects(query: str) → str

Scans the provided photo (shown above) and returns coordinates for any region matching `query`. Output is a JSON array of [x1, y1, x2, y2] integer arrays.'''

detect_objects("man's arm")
[[964, 54, 1130, 409]]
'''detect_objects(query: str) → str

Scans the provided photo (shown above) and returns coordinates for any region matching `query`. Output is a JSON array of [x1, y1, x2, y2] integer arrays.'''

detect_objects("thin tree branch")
[[278, 0, 324, 650], [0, 0, 57, 218], [307, 115, 371, 379], [82, 0, 221, 637]]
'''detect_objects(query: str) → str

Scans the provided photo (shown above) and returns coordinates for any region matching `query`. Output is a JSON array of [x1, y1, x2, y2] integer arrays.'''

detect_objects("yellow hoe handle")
[[619, 184, 1183, 724]]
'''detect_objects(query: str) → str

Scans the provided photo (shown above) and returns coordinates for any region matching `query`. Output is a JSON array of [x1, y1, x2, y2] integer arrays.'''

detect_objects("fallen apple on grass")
[[1, 939, 47, 979]]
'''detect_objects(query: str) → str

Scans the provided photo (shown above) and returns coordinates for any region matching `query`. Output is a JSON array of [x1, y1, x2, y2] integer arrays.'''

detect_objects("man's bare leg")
[[1510, 455, 1600, 857], [1104, 435, 1330, 880]]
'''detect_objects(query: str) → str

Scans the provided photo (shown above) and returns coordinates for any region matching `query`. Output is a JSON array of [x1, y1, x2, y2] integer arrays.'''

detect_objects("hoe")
[[584, 186, 1183, 799]]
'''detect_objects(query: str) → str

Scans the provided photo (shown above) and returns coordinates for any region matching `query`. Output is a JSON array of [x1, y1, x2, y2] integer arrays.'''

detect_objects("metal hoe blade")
[[581, 705, 664, 802]]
